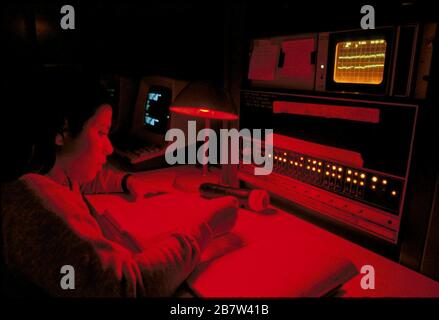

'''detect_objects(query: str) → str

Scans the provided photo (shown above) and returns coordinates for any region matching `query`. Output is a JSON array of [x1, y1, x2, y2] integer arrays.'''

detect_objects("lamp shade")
[[170, 81, 237, 116]]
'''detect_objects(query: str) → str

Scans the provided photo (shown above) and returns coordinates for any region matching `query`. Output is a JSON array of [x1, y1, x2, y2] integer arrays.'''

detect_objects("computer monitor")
[[130, 76, 188, 146]]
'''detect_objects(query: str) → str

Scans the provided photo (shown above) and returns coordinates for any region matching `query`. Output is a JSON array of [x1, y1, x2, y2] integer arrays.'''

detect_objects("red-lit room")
[[2, 1, 439, 302]]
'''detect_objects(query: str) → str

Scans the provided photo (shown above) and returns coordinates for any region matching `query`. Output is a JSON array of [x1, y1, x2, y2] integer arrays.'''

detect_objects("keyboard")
[[115, 144, 166, 165]]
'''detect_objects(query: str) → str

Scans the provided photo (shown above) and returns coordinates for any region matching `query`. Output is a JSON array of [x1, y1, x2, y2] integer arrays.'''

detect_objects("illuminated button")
[[268, 154, 272, 158], [317, 169, 321, 173], [353, 179, 357, 184], [299, 164, 303, 167], [360, 173, 366, 179], [331, 173, 335, 177], [382, 180, 388, 185], [372, 176, 378, 182], [338, 167, 343, 172], [312, 167, 316, 171], [337, 175, 342, 179], [360, 181, 365, 186], [294, 162, 298, 166], [283, 159, 287, 163], [300, 157, 304, 161], [278, 157, 282, 161], [372, 185, 376, 190], [308, 159, 311, 163], [283, 152, 287, 156], [320, 64, 325, 69], [313, 160, 317, 164], [290, 161, 293, 164], [332, 165, 336, 170], [346, 177, 351, 182], [318, 162, 322, 166], [274, 156, 278, 160], [354, 172, 358, 176], [327, 164, 330, 168], [347, 170, 352, 175], [391, 190, 397, 196], [326, 171, 330, 176], [307, 166, 311, 170]]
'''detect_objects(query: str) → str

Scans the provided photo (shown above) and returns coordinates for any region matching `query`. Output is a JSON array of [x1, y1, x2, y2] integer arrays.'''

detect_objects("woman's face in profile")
[[61, 104, 114, 183]]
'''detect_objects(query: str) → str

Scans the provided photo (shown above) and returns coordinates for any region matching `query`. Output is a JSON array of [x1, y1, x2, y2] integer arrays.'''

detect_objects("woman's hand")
[[125, 175, 166, 201], [204, 196, 239, 237]]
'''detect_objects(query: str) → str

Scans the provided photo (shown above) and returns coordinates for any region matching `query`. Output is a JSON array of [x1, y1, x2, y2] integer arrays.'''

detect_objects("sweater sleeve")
[[80, 165, 129, 194], [133, 223, 212, 296], [2, 181, 212, 297]]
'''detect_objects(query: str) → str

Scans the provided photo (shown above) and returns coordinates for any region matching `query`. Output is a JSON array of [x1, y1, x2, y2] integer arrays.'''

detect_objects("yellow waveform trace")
[[338, 53, 386, 60], [337, 64, 385, 70]]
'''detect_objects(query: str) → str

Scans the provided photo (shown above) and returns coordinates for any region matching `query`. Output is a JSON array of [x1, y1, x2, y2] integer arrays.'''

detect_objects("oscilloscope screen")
[[333, 39, 387, 85]]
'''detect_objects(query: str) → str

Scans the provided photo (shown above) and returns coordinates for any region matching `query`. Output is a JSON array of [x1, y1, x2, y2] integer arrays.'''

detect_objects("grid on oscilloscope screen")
[[333, 39, 387, 85]]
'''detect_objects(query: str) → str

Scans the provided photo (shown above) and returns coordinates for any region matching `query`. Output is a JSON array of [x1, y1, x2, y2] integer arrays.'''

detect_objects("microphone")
[[199, 183, 270, 212]]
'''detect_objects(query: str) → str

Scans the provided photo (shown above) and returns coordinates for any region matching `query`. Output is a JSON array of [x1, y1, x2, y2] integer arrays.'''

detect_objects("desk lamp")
[[169, 81, 239, 192]]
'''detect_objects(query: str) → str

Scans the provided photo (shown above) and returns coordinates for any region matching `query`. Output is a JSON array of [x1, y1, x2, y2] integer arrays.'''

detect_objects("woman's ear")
[[55, 133, 64, 146]]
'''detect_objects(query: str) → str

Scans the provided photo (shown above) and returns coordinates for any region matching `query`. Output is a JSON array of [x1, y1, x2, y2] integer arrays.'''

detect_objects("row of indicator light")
[[272, 153, 399, 197], [327, 164, 343, 170], [345, 177, 365, 186], [325, 171, 342, 178], [273, 154, 324, 172], [327, 166, 398, 197]]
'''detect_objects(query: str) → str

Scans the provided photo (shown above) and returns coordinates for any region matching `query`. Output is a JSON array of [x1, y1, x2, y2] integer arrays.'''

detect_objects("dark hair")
[[27, 69, 113, 174]]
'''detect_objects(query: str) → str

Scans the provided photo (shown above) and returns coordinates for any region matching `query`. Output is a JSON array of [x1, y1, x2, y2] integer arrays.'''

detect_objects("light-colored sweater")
[[1, 168, 212, 297]]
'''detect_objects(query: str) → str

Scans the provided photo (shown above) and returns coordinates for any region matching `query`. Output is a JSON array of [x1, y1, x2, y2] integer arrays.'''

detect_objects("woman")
[[1, 74, 238, 297]]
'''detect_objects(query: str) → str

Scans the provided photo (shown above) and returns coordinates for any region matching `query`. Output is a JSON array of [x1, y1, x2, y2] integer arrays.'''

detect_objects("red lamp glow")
[[169, 106, 238, 121]]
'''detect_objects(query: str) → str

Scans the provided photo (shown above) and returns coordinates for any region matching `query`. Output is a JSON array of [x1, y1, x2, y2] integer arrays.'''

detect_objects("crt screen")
[[144, 85, 172, 134], [333, 39, 387, 85]]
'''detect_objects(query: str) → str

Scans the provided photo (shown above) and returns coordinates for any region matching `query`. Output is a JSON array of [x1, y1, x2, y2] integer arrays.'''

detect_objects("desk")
[[87, 166, 439, 297]]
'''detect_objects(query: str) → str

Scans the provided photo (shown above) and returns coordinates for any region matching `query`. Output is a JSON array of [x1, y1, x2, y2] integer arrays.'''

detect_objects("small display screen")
[[144, 85, 172, 134], [333, 39, 387, 85]]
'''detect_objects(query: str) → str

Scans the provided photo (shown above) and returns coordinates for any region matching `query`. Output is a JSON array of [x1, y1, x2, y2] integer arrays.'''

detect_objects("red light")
[[169, 107, 238, 120]]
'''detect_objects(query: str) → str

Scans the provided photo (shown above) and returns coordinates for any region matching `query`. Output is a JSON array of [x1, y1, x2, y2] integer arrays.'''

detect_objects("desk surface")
[[88, 166, 439, 297]]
